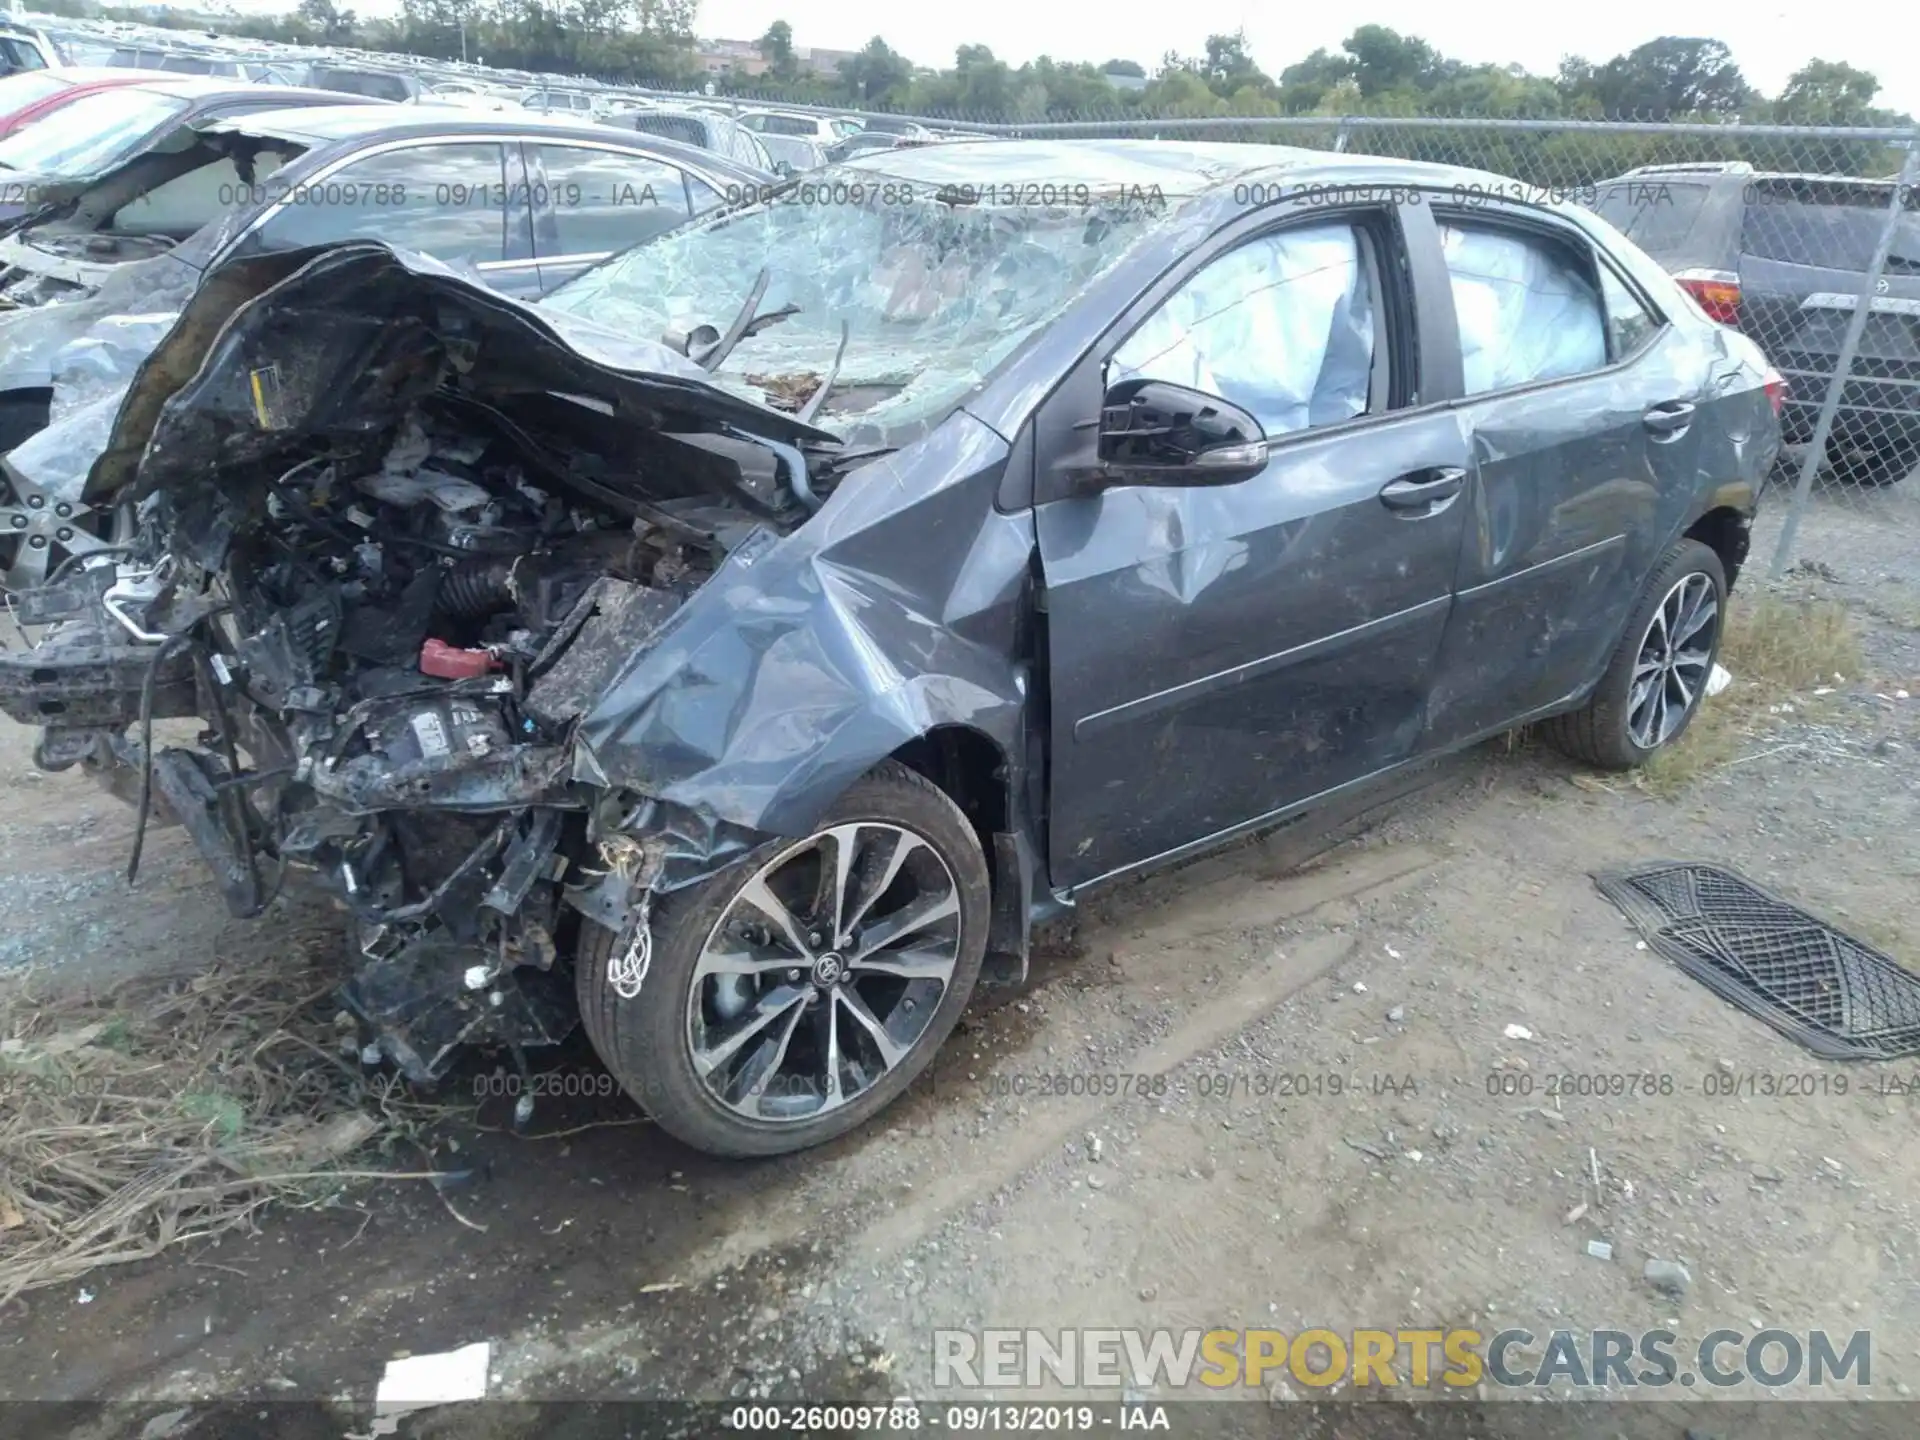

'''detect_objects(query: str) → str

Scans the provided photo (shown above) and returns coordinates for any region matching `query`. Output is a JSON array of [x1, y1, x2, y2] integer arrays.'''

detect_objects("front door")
[[1035, 206, 1470, 892]]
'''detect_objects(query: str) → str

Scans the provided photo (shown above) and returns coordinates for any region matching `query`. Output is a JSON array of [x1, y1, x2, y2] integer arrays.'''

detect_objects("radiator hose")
[[437, 555, 518, 618]]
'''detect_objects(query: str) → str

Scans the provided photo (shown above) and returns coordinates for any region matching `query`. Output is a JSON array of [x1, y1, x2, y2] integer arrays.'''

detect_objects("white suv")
[[738, 108, 862, 144], [0, 23, 62, 77]]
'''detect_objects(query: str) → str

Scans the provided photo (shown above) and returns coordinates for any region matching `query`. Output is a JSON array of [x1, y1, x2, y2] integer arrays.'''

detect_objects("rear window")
[[313, 68, 411, 103], [0, 37, 48, 74], [624, 114, 707, 148], [1741, 180, 1920, 271], [760, 114, 817, 137], [1592, 181, 1712, 256]]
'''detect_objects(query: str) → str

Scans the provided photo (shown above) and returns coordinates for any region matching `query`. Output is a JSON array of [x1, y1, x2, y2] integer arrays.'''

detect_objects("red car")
[[0, 67, 156, 139]]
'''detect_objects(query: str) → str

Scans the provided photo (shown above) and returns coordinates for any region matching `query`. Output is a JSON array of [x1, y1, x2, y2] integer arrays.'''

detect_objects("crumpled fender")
[[575, 409, 1036, 837]]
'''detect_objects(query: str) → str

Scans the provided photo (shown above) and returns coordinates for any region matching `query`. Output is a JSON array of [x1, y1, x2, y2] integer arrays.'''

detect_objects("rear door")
[[1735, 177, 1920, 447], [242, 139, 540, 296], [1035, 200, 1473, 891], [523, 140, 704, 292], [1420, 204, 1704, 744]]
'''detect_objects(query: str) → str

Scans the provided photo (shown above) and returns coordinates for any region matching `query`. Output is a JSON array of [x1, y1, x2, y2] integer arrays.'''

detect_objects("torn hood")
[[80, 239, 843, 506], [0, 170, 89, 232]]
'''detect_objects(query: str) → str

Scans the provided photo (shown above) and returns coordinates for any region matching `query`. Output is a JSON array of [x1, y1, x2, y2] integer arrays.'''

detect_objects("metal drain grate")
[[1594, 861, 1920, 1061]]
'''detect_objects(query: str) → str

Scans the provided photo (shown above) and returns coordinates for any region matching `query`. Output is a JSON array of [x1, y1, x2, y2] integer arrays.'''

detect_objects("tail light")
[[1763, 367, 1788, 416], [1674, 267, 1742, 325]]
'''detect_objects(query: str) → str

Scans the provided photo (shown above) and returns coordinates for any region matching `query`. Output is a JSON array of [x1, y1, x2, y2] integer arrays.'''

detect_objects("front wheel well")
[[1684, 506, 1751, 592], [888, 726, 1009, 856], [888, 726, 1029, 983]]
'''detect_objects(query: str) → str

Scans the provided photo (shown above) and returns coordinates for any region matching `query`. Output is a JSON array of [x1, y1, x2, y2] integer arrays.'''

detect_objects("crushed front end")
[[0, 244, 841, 1083]]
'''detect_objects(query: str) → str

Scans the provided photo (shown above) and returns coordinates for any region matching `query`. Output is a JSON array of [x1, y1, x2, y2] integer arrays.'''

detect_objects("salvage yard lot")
[[1, 482, 1917, 1426]]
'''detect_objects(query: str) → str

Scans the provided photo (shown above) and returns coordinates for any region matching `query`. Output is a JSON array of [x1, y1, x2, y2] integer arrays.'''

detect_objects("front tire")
[[576, 761, 990, 1157], [1544, 539, 1727, 770]]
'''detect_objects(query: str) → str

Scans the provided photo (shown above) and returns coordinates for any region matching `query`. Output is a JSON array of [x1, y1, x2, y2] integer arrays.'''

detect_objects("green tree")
[[1571, 37, 1755, 118], [757, 19, 799, 83], [1775, 60, 1881, 124], [839, 36, 913, 106], [1343, 25, 1448, 98], [296, 0, 357, 43], [1276, 47, 1355, 112], [1200, 30, 1268, 98]]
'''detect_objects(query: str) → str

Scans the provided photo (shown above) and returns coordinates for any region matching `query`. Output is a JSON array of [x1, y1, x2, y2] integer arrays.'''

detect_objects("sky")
[[692, 0, 1920, 116]]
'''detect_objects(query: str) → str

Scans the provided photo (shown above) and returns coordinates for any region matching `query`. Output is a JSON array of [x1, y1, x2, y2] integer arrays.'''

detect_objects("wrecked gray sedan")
[[0, 141, 1781, 1156]]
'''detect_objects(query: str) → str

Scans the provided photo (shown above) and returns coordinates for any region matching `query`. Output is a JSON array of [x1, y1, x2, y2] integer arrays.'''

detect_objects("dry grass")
[[1862, 592, 1920, 633], [0, 932, 463, 1306], [1636, 592, 1864, 796]]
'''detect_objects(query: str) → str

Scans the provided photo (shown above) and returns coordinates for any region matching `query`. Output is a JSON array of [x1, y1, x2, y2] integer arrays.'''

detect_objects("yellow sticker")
[[249, 364, 286, 430]]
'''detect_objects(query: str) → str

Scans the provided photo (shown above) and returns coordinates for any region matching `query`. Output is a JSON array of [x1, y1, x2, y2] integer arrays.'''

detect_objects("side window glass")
[[534, 146, 693, 255], [685, 173, 726, 216], [1440, 221, 1606, 395], [1109, 220, 1381, 438], [256, 144, 509, 266], [1597, 262, 1662, 359]]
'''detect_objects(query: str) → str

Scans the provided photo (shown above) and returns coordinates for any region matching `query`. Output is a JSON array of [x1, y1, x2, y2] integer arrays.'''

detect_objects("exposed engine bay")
[[0, 249, 851, 1083]]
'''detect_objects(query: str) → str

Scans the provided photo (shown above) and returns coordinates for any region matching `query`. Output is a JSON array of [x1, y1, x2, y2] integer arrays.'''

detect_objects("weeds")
[[1636, 591, 1864, 796], [0, 928, 469, 1306]]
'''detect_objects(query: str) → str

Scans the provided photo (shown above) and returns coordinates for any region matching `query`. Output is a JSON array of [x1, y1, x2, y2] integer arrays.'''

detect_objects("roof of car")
[[119, 76, 356, 105], [33, 66, 159, 85], [206, 103, 772, 176], [625, 105, 716, 121], [1597, 168, 1907, 193], [844, 137, 1547, 199]]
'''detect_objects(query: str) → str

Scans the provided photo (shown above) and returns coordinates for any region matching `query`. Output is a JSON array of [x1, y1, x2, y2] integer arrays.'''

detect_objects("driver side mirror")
[[772, 160, 795, 178], [1095, 379, 1268, 488]]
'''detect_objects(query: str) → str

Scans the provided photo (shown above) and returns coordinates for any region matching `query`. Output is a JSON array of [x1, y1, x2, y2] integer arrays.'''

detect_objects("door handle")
[[1379, 467, 1466, 512], [1643, 401, 1696, 437]]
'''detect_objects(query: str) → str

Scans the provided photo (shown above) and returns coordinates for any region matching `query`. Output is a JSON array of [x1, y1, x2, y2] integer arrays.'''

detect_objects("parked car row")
[[0, 70, 785, 589], [0, 85, 1789, 1161]]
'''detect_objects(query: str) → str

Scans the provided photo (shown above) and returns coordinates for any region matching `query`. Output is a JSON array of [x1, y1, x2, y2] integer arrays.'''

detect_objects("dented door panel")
[[1036, 407, 1470, 891]]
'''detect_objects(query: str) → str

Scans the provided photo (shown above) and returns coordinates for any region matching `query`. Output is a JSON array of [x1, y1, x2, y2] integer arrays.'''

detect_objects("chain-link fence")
[[641, 93, 1920, 573]]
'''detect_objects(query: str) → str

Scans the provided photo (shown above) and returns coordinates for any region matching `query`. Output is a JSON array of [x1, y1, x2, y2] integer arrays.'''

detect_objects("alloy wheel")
[[686, 822, 962, 1124], [1628, 571, 1718, 750], [0, 467, 109, 593]]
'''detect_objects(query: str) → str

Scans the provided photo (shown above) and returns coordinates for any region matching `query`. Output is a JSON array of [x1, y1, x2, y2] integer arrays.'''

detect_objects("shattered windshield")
[[539, 168, 1176, 444]]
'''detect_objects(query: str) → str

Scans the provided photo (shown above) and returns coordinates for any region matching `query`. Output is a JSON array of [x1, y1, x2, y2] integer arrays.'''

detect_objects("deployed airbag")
[[1108, 221, 1375, 436], [1440, 222, 1606, 396]]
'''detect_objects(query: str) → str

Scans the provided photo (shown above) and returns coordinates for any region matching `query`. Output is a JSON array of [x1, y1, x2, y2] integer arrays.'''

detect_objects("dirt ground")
[[2, 480, 1918, 1436]]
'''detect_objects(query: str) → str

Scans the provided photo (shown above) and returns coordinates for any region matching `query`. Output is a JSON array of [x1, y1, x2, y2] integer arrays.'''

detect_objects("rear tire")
[[1543, 539, 1727, 770], [576, 761, 990, 1158], [1830, 438, 1918, 487]]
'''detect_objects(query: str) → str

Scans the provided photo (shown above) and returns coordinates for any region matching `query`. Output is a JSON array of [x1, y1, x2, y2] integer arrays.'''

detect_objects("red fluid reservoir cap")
[[420, 638, 501, 680]]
